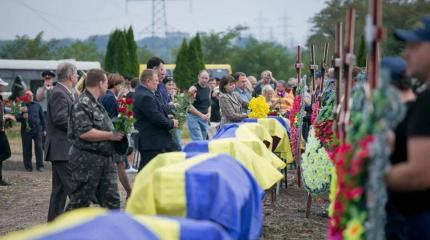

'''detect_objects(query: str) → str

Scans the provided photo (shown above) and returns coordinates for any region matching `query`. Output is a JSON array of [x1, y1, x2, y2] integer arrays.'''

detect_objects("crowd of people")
[[0, 16, 429, 239]]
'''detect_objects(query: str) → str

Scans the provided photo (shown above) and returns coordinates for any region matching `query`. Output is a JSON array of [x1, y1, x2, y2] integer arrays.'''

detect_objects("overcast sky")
[[0, 0, 326, 46]]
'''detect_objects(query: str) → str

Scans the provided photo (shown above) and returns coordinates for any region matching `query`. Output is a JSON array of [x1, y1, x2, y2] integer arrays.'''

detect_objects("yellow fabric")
[[152, 153, 215, 217], [209, 139, 283, 189], [2, 208, 107, 240], [234, 125, 286, 169], [270, 90, 295, 114], [257, 118, 294, 164], [132, 215, 180, 240], [126, 152, 187, 215], [240, 123, 273, 149]]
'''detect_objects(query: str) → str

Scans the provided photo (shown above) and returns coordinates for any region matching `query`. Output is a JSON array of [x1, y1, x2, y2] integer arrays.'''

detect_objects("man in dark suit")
[[133, 69, 179, 170], [46, 62, 78, 222]]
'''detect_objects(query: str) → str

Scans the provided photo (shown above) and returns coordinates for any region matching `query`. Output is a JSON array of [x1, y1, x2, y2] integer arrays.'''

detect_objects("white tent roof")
[[0, 59, 101, 70]]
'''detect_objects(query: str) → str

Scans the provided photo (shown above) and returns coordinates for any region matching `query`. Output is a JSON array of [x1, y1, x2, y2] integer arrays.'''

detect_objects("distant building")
[[0, 59, 100, 97]]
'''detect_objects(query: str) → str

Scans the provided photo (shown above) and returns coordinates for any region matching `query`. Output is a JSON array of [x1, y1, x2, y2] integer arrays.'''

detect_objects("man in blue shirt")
[[233, 72, 252, 103], [17, 90, 46, 172]]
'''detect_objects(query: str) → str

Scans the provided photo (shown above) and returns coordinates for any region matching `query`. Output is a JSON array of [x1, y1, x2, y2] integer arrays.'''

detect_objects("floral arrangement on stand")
[[301, 128, 333, 195], [288, 85, 304, 160], [328, 72, 403, 240], [113, 97, 135, 133], [314, 92, 338, 154], [248, 96, 270, 119]]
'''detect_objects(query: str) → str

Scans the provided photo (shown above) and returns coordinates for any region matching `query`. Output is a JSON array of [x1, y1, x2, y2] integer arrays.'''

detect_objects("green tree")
[[56, 41, 102, 61], [174, 39, 192, 89], [231, 38, 295, 81], [104, 30, 130, 76], [194, 33, 205, 68], [307, 0, 430, 57], [200, 25, 247, 63], [104, 30, 118, 72], [126, 26, 139, 77], [0, 32, 53, 59], [356, 34, 366, 67], [188, 34, 204, 80]]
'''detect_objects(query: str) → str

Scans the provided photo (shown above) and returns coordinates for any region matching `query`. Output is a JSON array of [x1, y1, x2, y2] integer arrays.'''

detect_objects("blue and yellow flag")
[[2, 208, 231, 240], [127, 153, 264, 240], [211, 123, 288, 167], [183, 139, 283, 190]]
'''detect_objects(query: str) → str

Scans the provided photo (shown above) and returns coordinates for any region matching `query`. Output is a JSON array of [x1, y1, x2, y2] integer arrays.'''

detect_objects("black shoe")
[[0, 180, 11, 186], [25, 168, 33, 172], [37, 167, 44, 172]]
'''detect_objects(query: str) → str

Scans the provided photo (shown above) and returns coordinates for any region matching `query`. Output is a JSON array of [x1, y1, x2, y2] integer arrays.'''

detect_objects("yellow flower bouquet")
[[248, 96, 270, 119]]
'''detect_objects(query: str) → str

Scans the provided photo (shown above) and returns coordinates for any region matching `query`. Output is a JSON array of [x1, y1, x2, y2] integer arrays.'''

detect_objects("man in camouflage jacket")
[[66, 69, 124, 210]]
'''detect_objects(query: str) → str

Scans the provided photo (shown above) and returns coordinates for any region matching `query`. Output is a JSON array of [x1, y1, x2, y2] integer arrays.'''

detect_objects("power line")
[[16, 0, 70, 36]]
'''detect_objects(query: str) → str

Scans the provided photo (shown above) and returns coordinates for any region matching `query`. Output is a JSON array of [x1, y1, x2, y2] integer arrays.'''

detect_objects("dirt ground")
[[0, 156, 327, 239]]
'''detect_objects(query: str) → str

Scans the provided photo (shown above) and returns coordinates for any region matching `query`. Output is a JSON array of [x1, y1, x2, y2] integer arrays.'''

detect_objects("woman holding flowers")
[[219, 75, 248, 127], [99, 73, 134, 198]]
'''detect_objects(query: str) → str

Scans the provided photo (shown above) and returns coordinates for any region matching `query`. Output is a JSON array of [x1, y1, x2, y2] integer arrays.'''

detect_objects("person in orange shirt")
[[270, 80, 294, 117]]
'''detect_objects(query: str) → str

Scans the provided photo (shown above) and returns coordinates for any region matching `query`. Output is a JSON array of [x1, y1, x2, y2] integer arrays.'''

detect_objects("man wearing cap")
[[36, 70, 55, 112], [382, 57, 416, 239], [0, 78, 16, 186], [386, 16, 430, 238], [37, 71, 55, 146]]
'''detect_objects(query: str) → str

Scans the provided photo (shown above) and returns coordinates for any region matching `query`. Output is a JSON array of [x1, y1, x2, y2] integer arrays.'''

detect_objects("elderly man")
[[16, 90, 46, 172], [253, 70, 277, 97], [271, 80, 295, 117], [386, 16, 430, 238], [46, 62, 78, 222]]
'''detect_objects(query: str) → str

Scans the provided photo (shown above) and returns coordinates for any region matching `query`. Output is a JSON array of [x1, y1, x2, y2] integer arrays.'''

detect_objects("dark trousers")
[[138, 149, 174, 171], [21, 130, 44, 170], [0, 131, 11, 181], [47, 161, 72, 222]]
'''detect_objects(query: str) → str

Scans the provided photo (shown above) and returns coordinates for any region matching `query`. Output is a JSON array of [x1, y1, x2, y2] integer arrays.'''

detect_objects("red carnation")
[[127, 110, 133, 117], [126, 98, 133, 105], [118, 106, 127, 113]]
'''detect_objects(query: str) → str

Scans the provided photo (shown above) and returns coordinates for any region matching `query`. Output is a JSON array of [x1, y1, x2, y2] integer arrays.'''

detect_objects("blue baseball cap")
[[380, 57, 406, 81], [394, 16, 430, 42]]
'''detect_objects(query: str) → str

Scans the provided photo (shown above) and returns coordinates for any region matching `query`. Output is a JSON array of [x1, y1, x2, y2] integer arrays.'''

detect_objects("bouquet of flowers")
[[172, 93, 193, 130], [248, 96, 269, 119], [113, 97, 135, 134], [19, 94, 32, 132]]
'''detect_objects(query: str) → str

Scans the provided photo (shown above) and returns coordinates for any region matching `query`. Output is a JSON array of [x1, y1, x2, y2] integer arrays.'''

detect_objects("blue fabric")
[[268, 116, 291, 135], [177, 218, 232, 240], [234, 88, 252, 103], [183, 141, 209, 153], [187, 114, 209, 141], [99, 90, 118, 119], [37, 211, 159, 240], [185, 152, 204, 159], [185, 154, 264, 240], [241, 118, 257, 123], [17, 101, 46, 132], [212, 123, 239, 139]]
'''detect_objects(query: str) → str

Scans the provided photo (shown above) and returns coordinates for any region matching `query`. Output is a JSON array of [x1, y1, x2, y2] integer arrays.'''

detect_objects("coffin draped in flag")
[[210, 123, 287, 168], [126, 153, 264, 240], [183, 139, 283, 190], [3, 208, 231, 240], [241, 118, 293, 163]]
